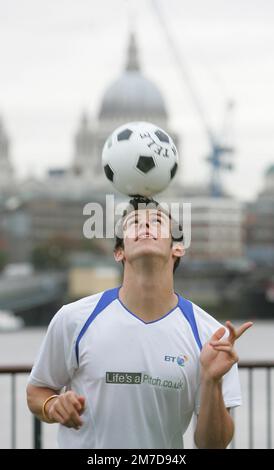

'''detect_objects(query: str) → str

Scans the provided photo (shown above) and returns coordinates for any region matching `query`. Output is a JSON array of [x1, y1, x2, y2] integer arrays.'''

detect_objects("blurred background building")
[[245, 165, 274, 266], [0, 30, 273, 326], [0, 117, 15, 198]]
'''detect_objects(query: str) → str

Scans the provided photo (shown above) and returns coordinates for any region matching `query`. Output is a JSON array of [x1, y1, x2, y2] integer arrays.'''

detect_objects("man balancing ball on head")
[[27, 196, 252, 449]]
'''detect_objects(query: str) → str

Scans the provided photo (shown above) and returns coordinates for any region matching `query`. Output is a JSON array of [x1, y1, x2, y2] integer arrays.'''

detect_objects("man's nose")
[[139, 220, 150, 230]]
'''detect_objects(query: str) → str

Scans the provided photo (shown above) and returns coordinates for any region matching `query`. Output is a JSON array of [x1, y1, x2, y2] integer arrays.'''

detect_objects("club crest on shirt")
[[164, 354, 189, 366]]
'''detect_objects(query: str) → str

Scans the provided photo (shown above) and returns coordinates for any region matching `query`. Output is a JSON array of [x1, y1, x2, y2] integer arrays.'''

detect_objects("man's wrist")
[[41, 394, 59, 423], [200, 371, 223, 385]]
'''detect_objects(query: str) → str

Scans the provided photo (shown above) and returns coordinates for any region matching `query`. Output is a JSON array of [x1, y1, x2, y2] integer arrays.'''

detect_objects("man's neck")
[[119, 267, 178, 322]]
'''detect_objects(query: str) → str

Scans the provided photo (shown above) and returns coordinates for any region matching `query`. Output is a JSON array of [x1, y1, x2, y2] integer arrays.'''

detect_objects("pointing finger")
[[226, 320, 253, 343], [235, 321, 253, 339]]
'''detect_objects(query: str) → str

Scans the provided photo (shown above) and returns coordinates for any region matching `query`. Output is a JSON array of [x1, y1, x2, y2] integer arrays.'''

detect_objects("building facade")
[[245, 165, 274, 265], [186, 197, 243, 261], [0, 117, 14, 197]]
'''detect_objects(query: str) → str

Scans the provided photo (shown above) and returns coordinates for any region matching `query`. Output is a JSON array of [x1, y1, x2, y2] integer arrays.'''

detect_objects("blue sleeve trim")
[[177, 296, 202, 350], [75, 287, 119, 365]]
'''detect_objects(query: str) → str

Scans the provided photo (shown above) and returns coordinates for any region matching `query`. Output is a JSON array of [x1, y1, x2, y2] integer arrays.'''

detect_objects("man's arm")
[[194, 379, 233, 448], [26, 384, 60, 422], [194, 320, 253, 449], [26, 384, 85, 429]]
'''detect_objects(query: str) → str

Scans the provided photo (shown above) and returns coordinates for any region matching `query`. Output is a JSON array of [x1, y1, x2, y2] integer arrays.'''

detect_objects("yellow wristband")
[[41, 394, 59, 423]]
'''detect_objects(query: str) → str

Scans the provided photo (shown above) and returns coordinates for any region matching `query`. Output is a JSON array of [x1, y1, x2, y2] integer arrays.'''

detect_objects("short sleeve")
[[28, 306, 76, 390]]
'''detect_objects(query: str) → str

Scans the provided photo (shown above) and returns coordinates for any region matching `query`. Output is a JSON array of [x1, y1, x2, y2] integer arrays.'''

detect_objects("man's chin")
[[130, 246, 164, 260]]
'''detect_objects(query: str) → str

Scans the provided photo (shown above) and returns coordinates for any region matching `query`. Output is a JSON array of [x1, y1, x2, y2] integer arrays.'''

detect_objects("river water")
[[0, 320, 273, 449]]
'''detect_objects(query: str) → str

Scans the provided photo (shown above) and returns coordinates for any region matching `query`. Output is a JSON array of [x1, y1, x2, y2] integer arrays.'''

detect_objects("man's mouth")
[[136, 233, 156, 241]]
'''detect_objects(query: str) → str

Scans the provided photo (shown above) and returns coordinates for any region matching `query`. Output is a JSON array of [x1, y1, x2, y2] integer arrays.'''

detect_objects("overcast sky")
[[0, 0, 273, 201]]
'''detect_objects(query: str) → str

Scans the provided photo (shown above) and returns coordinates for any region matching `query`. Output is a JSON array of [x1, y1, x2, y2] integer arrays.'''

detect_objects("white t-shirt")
[[28, 287, 242, 449]]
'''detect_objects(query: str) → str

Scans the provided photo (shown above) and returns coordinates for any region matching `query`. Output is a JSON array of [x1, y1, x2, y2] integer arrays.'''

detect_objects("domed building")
[[71, 33, 180, 188], [98, 33, 168, 125], [0, 117, 14, 196]]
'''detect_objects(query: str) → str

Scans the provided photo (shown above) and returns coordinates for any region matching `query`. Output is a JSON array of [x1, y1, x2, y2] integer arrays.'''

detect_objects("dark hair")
[[114, 196, 184, 273]]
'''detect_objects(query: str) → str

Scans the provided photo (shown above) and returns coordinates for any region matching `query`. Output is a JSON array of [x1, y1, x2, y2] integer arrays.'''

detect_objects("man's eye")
[[151, 217, 162, 224], [130, 220, 139, 227], [127, 219, 138, 226]]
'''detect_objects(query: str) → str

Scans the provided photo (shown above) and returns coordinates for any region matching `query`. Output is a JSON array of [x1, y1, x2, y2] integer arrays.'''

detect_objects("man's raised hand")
[[200, 321, 253, 382]]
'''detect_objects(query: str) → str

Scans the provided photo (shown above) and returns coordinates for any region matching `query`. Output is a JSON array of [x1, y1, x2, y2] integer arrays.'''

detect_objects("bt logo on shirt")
[[164, 355, 189, 367]]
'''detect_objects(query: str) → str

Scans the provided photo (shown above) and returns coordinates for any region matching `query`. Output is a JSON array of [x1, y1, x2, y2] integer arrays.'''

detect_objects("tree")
[[0, 250, 7, 272], [31, 238, 69, 270]]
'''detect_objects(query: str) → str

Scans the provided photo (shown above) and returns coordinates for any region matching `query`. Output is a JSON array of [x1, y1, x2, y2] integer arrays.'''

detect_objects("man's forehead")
[[123, 208, 169, 223]]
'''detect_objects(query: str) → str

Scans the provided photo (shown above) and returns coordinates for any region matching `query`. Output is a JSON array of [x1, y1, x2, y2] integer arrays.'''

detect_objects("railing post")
[[34, 417, 42, 449], [11, 374, 16, 449], [248, 368, 253, 449], [267, 368, 272, 449]]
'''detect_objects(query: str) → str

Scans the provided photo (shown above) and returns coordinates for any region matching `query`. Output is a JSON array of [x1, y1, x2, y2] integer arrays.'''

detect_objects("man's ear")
[[114, 246, 125, 263], [172, 242, 185, 260]]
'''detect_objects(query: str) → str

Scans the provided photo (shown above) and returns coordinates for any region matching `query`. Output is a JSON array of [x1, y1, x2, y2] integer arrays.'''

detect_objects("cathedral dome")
[[98, 34, 167, 121]]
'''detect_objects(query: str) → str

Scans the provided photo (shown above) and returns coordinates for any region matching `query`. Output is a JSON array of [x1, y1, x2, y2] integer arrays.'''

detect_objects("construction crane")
[[151, 0, 234, 197]]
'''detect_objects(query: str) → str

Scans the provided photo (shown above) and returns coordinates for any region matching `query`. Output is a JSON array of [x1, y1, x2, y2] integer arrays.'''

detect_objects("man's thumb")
[[76, 395, 85, 412]]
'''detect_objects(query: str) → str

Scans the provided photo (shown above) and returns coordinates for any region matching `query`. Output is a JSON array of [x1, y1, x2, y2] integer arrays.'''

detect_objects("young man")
[[27, 197, 252, 449]]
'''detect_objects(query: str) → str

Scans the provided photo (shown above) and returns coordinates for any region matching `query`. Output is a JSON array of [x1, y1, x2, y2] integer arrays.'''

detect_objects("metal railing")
[[0, 365, 41, 449], [235, 361, 273, 449], [0, 362, 273, 449]]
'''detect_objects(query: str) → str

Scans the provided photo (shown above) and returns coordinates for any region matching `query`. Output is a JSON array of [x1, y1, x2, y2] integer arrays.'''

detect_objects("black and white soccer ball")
[[102, 121, 179, 196]]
